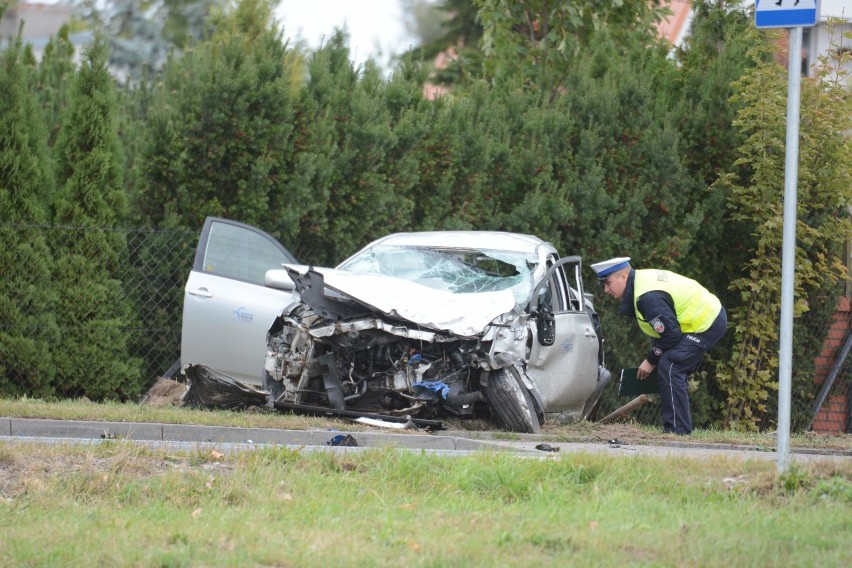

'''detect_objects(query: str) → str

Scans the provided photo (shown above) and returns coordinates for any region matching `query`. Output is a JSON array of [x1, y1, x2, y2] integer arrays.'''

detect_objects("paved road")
[[2, 417, 850, 464]]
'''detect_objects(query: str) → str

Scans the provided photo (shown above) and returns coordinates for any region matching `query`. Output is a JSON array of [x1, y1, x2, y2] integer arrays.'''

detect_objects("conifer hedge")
[[0, 1, 848, 429]]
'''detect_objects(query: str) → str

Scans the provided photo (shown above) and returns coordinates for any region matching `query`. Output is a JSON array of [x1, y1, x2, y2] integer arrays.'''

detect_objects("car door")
[[525, 255, 599, 413], [181, 217, 297, 385]]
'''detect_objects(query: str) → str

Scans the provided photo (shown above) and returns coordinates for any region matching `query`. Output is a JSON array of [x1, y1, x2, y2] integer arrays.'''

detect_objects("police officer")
[[591, 257, 727, 434]]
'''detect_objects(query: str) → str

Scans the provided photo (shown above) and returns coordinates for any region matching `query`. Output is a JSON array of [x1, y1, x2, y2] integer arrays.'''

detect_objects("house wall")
[[812, 298, 852, 433], [806, 0, 852, 85], [656, 0, 693, 48], [0, 3, 88, 63], [0, 3, 73, 42]]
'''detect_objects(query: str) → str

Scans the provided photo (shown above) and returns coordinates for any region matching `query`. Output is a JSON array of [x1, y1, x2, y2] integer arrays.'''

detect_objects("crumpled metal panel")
[[285, 264, 517, 336], [307, 318, 456, 342]]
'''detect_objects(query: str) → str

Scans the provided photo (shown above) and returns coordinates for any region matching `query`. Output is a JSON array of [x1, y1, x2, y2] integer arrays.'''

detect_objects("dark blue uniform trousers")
[[657, 308, 727, 434]]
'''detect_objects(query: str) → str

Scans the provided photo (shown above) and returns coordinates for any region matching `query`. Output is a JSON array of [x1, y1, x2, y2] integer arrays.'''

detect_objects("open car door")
[[181, 217, 297, 385], [525, 255, 600, 415]]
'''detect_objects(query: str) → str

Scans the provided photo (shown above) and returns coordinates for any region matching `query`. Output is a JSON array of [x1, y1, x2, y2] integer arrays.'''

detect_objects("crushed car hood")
[[283, 264, 517, 336]]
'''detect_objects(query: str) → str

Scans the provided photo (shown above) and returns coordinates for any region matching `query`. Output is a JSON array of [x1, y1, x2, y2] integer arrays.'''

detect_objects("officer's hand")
[[637, 359, 656, 380]]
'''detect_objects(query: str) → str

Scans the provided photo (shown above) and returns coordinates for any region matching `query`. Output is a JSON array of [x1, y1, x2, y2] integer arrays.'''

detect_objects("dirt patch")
[[141, 378, 188, 407], [0, 443, 232, 499]]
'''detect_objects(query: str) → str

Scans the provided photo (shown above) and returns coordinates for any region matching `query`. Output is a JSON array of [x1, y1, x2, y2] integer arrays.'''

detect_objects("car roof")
[[364, 231, 555, 255]]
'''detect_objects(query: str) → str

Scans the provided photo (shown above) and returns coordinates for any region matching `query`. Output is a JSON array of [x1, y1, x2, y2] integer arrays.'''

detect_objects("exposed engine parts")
[[264, 305, 487, 419]]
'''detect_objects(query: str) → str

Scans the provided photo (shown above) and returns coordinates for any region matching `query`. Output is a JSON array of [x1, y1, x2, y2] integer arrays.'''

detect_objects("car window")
[[543, 259, 563, 311], [540, 257, 583, 313], [339, 245, 536, 306], [202, 221, 292, 285]]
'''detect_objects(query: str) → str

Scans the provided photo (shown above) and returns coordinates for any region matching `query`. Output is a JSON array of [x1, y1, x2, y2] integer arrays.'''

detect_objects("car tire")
[[483, 366, 542, 434]]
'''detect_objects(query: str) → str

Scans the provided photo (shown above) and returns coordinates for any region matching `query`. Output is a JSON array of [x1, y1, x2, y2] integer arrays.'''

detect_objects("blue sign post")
[[755, 0, 819, 28]]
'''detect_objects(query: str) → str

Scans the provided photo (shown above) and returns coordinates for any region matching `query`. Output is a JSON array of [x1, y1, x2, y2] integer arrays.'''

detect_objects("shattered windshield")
[[338, 245, 537, 305]]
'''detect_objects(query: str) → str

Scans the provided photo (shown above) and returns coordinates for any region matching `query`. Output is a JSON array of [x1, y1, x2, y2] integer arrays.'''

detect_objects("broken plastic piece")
[[412, 380, 450, 399], [327, 434, 359, 447], [354, 416, 408, 429]]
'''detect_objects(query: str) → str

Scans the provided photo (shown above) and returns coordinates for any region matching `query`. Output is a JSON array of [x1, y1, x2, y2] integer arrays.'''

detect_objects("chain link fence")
[[2, 223, 850, 433], [123, 226, 198, 384], [120, 224, 324, 385]]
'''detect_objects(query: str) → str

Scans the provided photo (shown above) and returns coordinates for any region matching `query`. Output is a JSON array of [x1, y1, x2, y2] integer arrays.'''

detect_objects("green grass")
[[0, 441, 849, 566], [0, 396, 338, 430]]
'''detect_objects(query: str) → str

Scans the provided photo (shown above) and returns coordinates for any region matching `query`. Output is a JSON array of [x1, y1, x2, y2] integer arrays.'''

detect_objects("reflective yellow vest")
[[633, 269, 721, 337]]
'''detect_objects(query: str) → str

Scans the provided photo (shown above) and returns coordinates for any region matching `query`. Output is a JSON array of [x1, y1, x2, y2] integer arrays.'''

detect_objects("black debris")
[[183, 364, 267, 410], [327, 434, 359, 447]]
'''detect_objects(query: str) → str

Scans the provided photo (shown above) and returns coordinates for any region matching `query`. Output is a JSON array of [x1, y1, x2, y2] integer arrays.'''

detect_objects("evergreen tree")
[[140, 0, 296, 231], [555, 38, 700, 267], [477, 0, 666, 101], [32, 25, 77, 151], [675, 0, 754, 188], [118, 77, 190, 381], [73, 0, 222, 80], [52, 35, 142, 400], [0, 34, 59, 397], [714, 27, 852, 430], [280, 34, 349, 264], [400, 0, 447, 49], [672, 0, 760, 295], [540, 35, 705, 389], [401, 0, 485, 88], [291, 31, 413, 263], [392, 82, 500, 233]]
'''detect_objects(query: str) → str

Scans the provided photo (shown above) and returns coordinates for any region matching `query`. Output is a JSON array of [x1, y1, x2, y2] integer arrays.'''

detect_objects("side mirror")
[[537, 301, 556, 346], [265, 269, 295, 291]]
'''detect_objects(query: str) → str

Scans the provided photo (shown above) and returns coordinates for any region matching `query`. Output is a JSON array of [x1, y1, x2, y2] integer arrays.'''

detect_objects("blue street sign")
[[755, 0, 819, 28]]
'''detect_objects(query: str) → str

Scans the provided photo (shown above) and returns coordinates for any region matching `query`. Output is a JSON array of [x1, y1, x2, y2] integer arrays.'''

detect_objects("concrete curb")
[[2, 417, 849, 462], [1, 417, 528, 453], [432, 428, 852, 457]]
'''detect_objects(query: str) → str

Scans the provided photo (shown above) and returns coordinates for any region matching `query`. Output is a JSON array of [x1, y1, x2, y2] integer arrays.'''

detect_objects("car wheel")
[[483, 366, 541, 434]]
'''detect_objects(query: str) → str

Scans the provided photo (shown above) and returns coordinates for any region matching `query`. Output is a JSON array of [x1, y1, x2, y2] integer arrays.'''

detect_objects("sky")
[[275, 0, 416, 71]]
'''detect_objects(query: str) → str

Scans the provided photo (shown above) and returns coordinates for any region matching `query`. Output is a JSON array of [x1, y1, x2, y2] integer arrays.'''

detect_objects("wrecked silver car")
[[262, 232, 610, 433]]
